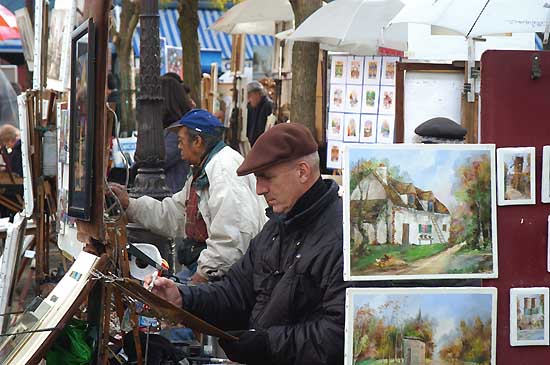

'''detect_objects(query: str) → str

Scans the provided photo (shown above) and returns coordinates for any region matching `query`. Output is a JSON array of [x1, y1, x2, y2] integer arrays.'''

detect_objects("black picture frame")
[[68, 19, 95, 220]]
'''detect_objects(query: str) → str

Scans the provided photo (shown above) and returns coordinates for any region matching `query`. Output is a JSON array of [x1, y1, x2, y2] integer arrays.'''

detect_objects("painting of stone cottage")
[[343, 144, 497, 280], [345, 288, 497, 365]]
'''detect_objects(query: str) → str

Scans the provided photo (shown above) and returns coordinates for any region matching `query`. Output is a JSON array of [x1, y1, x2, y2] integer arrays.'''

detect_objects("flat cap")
[[414, 117, 467, 140], [237, 123, 318, 176]]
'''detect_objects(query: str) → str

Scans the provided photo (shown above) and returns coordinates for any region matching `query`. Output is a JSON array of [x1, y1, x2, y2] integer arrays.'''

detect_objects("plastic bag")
[[46, 318, 92, 365]]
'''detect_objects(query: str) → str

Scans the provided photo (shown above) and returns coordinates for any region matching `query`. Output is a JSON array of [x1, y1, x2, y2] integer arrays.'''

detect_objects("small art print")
[[344, 114, 360, 143], [343, 144, 498, 280], [347, 57, 364, 84], [360, 115, 376, 143], [331, 56, 347, 83], [362, 86, 379, 114], [497, 147, 536, 206], [330, 85, 346, 112], [345, 287, 497, 365], [365, 57, 381, 85], [327, 112, 344, 141], [346, 85, 363, 113], [381, 56, 399, 85], [326, 140, 343, 170], [379, 86, 395, 115], [510, 288, 549, 346], [542, 146, 550, 203], [376, 115, 394, 144]]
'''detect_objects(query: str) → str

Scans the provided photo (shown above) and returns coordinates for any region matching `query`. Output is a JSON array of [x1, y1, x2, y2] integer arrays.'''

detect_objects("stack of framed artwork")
[[342, 139, 550, 363], [342, 143, 500, 364], [326, 55, 399, 170]]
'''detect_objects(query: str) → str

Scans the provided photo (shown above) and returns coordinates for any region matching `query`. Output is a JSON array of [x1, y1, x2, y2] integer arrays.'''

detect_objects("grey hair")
[[185, 126, 225, 151], [247, 81, 266, 95], [297, 151, 320, 173]]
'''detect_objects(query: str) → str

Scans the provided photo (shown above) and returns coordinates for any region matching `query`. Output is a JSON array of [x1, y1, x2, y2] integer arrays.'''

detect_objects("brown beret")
[[237, 123, 318, 176]]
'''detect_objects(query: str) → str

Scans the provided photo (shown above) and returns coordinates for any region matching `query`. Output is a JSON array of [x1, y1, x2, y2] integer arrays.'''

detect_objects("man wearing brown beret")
[[147, 123, 348, 364]]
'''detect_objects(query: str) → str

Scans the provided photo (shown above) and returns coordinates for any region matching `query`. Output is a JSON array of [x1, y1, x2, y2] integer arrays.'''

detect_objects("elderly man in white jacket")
[[111, 109, 267, 284]]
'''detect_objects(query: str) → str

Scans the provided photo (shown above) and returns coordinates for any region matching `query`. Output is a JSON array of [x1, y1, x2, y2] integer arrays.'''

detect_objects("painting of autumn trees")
[[345, 145, 497, 280], [347, 288, 496, 365]]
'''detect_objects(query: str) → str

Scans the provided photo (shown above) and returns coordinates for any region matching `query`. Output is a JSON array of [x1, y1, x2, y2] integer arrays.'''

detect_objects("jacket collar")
[[191, 141, 226, 189]]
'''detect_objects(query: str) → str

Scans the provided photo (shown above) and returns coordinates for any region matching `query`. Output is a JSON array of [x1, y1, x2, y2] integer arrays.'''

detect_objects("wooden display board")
[[395, 61, 478, 143], [481, 50, 550, 363]]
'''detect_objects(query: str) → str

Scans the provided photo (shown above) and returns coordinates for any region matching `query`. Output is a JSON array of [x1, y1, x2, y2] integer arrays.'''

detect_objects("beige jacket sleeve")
[[125, 183, 189, 238], [194, 147, 268, 279]]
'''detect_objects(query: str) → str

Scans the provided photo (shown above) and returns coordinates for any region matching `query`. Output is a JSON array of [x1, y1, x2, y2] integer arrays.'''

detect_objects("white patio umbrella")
[[209, 0, 294, 35], [389, 0, 550, 101], [288, 0, 408, 55], [389, 0, 550, 38]]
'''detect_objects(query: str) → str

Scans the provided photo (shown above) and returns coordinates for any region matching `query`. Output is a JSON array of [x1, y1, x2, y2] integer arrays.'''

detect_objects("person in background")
[[0, 124, 22, 177], [246, 80, 273, 146], [111, 109, 267, 285], [163, 72, 197, 108], [146, 123, 348, 365], [160, 75, 193, 193]]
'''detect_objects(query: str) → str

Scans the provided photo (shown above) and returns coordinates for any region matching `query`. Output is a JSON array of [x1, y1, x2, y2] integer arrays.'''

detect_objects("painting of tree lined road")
[[343, 144, 497, 280], [345, 288, 497, 365]]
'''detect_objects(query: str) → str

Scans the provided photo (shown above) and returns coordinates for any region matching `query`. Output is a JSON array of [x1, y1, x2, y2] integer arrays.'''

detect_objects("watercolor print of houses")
[[345, 287, 497, 365], [343, 144, 498, 280]]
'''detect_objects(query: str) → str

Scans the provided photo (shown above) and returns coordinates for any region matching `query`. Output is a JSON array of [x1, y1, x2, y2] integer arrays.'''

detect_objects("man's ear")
[[296, 161, 311, 183]]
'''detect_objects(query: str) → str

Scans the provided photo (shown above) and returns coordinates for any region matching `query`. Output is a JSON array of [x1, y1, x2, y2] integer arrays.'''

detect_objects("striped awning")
[[0, 39, 22, 53], [132, 9, 274, 59]]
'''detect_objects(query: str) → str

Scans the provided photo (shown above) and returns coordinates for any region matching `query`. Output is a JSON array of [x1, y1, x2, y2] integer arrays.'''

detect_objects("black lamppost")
[[129, 0, 173, 268], [131, 0, 170, 200]]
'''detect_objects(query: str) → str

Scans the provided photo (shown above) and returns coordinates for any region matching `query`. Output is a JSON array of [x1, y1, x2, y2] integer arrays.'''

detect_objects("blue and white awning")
[[131, 9, 274, 60], [0, 39, 23, 53]]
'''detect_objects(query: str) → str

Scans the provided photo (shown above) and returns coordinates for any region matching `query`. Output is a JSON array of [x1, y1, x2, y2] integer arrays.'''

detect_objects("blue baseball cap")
[[166, 109, 223, 135]]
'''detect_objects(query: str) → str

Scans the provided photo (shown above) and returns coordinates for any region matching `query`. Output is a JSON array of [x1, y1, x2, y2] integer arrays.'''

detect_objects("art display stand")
[[481, 49, 550, 364]]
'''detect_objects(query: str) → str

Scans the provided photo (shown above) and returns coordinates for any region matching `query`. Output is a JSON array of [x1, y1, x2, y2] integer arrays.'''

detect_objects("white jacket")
[[126, 146, 268, 279]]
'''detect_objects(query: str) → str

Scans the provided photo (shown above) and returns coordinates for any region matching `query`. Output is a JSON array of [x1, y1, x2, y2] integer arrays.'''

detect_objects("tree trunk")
[[114, 0, 139, 134], [289, 0, 322, 135], [178, 0, 202, 106]]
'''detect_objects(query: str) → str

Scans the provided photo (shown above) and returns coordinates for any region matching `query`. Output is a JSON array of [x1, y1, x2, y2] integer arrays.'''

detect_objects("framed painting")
[[510, 287, 549, 346], [68, 19, 95, 220], [496, 147, 536, 206], [345, 287, 497, 365], [166, 46, 183, 79], [343, 144, 498, 281], [542, 146, 550, 203], [548, 216, 550, 273], [46, 0, 76, 91]]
